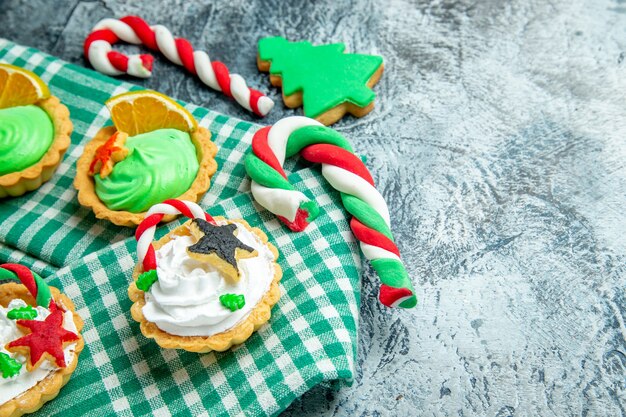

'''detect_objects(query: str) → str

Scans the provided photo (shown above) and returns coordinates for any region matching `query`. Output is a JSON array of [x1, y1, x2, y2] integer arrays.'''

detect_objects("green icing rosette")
[[94, 128, 199, 213], [0, 105, 54, 176]]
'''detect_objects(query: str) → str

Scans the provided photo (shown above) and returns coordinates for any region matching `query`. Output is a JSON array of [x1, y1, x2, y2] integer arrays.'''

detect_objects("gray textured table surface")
[[2, 0, 626, 416]]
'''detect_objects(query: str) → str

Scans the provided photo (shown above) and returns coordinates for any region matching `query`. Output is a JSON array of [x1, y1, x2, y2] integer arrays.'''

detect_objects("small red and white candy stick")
[[135, 199, 214, 272], [84, 16, 274, 117]]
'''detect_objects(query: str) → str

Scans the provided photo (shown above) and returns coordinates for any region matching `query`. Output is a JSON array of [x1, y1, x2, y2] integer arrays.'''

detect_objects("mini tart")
[[128, 217, 282, 353], [0, 97, 72, 198], [0, 283, 84, 417], [74, 126, 218, 227]]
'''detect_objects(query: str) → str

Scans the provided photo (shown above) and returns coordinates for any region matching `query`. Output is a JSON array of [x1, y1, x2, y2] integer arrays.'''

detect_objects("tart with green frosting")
[[0, 64, 72, 198], [74, 91, 217, 226]]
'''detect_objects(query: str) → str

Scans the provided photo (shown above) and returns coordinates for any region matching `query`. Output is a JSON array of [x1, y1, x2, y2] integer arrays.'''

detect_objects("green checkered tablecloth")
[[0, 39, 361, 416]]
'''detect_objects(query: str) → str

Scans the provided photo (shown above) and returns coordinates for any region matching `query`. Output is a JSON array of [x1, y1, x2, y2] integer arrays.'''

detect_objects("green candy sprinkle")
[[7, 305, 38, 320], [219, 294, 246, 312], [0, 352, 22, 379], [136, 269, 158, 292]]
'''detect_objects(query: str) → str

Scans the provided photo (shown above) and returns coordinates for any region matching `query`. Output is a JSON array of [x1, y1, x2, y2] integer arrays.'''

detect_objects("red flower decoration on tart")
[[88, 131, 129, 178]]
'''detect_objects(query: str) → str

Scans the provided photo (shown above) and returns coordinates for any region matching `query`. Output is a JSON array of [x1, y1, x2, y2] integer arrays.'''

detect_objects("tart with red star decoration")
[[0, 264, 84, 417], [7, 303, 79, 372]]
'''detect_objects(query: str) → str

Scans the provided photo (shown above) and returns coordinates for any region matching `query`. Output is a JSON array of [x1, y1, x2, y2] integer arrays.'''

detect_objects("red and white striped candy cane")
[[135, 199, 214, 272], [84, 15, 274, 117]]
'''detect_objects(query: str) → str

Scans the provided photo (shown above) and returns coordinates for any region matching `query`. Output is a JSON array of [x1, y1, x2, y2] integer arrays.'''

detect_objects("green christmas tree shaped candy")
[[136, 269, 158, 292], [7, 305, 38, 320], [258, 36, 384, 125], [0, 352, 22, 379], [219, 293, 246, 312]]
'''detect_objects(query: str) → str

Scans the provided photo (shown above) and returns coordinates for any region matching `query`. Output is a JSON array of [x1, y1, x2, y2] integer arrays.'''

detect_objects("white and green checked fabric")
[[0, 39, 362, 416]]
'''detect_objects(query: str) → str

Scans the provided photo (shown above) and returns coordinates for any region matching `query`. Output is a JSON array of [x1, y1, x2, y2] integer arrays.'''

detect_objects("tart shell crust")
[[128, 217, 282, 353]]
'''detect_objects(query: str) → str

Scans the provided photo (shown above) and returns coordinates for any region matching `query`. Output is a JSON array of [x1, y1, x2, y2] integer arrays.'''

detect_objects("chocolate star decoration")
[[6, 305, 78, 371], [187, 219, 257, 283]]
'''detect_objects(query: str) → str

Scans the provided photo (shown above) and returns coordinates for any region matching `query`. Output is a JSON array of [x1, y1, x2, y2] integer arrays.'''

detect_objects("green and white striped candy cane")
[[245, 116, 417, 308]]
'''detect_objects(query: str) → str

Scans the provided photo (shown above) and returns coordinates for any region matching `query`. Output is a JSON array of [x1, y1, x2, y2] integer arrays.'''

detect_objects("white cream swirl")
[[142, 221, 276, 337], [0, 300, 78, 406]]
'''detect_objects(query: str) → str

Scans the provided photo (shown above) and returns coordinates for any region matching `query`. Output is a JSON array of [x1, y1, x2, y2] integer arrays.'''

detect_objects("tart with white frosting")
[[128, 200, 282, 353], [0, 264, 84, 417]]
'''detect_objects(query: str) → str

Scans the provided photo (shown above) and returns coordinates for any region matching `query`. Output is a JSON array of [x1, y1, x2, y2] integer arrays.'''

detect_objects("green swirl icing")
[[0, 105, 54, 176], [94, 128, 199, 213]]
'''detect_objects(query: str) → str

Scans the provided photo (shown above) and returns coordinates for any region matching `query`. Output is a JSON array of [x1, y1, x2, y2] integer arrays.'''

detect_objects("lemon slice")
[[105, 90, 198, 136]]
